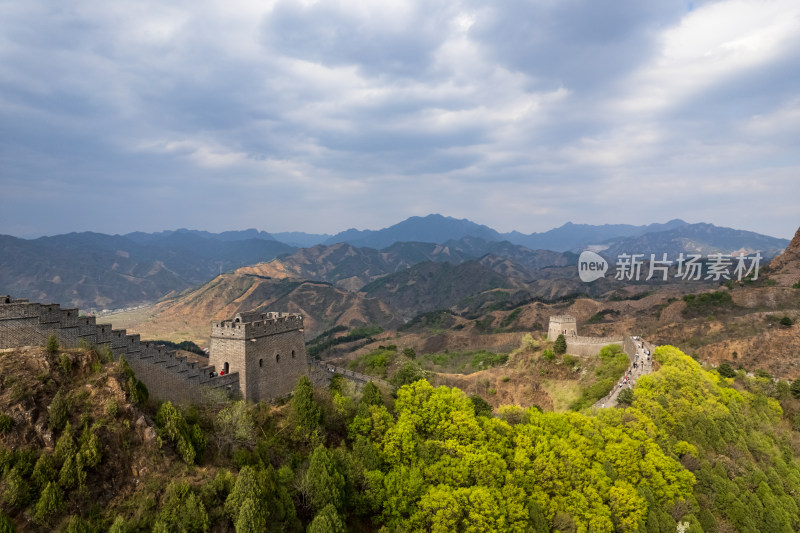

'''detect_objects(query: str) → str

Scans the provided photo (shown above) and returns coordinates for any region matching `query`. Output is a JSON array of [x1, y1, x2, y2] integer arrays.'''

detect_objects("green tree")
[[791, 379, 800, 400], [225, 466, 267, 525], [49, 390, 71, 430], [32, 453, 57, 488], [469, 395, 493, 417], [58, 452, 86, 489], [291, 376, 322, 441], [33, 482, 65, 526], [553, 334, 567, 355], [2, 467, 31, 508], [234, 498, 265, 533], [360, 382, 383, 408], [307, 503, 346, 533], [718, 363, 736, 378], [46, 334, 59, 355], [78, 425, 102, 469], [305, 445, 345, 512], [215, 400, 254, 456], [63, 515, 92, 533], [155, 481, 209, 533], [402, 347, 417, 359], [617, 388, 634, 406], [0, 511, 15, 533], [54, 422, 76, 466], [156, 401, 196, 465]]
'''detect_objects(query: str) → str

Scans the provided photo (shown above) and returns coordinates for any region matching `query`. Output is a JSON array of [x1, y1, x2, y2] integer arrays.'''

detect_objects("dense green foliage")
[[5, 344, 800, 531]]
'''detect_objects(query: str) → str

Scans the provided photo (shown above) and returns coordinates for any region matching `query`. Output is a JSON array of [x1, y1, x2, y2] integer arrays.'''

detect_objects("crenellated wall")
[[0, 296, 239, 404]]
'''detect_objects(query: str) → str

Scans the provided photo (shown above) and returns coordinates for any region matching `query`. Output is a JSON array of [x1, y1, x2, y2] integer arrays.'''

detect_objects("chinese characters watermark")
[[578, 251, 761, 283]]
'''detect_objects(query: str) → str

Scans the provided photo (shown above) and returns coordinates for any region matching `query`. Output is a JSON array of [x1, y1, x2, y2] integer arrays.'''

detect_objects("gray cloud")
[[0, 0, 798, 239]]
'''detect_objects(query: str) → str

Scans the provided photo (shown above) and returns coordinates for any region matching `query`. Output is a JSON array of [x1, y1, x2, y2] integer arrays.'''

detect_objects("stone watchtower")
[[209, 311, 308, 402], [548, 315, 577, 340]]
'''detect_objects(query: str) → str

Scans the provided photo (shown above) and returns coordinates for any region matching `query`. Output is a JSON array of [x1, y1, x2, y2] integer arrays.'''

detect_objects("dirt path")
[[595, 337, 655, 409]]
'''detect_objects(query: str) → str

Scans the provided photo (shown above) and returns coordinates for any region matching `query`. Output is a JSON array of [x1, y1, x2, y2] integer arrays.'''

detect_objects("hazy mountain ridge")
[[0, 232, 295, 309], [1, 215, 789, 311]]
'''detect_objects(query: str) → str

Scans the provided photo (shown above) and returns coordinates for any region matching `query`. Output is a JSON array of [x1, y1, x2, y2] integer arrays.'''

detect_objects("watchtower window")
[[235, 318, 240, 323], [259, 358, 263, 368], [224, 362, 229, 374], [276, 353, 281, 363], [291, 350, 295, 358]]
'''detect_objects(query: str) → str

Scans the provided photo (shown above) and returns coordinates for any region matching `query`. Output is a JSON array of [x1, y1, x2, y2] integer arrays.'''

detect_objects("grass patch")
[[421, 350, 508, 374], [542, 380, 583, 412], [348, 346, 397, 378]]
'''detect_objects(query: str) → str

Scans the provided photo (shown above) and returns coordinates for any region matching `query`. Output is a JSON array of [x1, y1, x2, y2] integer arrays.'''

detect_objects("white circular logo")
[[578, 250, 608, 282]]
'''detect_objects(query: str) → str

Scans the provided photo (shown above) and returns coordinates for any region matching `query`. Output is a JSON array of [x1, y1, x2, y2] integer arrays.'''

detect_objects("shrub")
[[0, 414, 13, 434], [793, 279, 800, 289], [0, 511, 15, 533], [46, 334, 59, 355], [155, 481, 210, 533], [469, 395, 493, 417], [59, 353, 72, 374], [49, 391, 71, 430], [553, 334, 567, 355], [402, 347, 416, 359], [542, 349, 555, 361], [617, 388, 634, 406], [2, 467, 31, 508], [790, 379, 800, 400], [105, 398, 119, 418], [780, 316, 794, 327], [718, 363, 737, 378], [156, 402, 196, 465], [562, 354, 579, 369]]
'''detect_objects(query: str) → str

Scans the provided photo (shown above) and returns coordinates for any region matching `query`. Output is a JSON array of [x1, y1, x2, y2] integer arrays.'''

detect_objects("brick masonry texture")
[[1, 295, 309, 404]]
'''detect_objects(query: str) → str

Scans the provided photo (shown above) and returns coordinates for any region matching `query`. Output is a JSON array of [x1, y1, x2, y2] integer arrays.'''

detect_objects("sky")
[[1, 0, 799, 239]]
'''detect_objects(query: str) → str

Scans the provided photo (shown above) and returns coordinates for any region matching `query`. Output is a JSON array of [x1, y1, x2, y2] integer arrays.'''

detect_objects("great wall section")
[[0, 296, 310, 405], [2, 296, 643, 408]]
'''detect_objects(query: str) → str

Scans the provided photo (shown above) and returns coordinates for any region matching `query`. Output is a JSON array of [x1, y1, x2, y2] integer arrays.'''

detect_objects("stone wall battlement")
[[0, 296, 240, 404], [211, 313, 303, 339]]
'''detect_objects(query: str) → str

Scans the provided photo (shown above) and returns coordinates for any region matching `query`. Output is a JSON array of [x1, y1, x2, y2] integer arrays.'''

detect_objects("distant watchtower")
[[209, 311, 308, 402], [548, 315, 577, 340]]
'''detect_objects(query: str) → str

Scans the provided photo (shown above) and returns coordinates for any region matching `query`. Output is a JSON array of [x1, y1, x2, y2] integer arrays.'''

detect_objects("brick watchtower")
[[209, 311, 308, 401], [548, 315, 577, 340]]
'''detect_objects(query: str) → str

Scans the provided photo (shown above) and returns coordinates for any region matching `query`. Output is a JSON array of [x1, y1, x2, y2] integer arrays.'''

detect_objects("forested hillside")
[[3, 342, 800, 531]]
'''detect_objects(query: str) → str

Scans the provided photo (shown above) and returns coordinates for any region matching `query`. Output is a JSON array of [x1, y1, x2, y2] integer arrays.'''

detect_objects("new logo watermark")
[[578, 251, 608, 282], [578, 251, 761, 283]]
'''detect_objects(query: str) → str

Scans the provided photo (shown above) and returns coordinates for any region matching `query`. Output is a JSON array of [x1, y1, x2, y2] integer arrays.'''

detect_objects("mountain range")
[[0, 215, 790, 310]]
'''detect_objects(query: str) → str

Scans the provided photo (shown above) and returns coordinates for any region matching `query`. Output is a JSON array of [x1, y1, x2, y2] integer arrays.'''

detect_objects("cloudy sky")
[[1, 0, 799, 239]]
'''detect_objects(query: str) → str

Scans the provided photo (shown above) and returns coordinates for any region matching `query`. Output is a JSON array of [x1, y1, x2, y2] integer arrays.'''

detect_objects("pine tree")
[[33, 482, 65, 526], [307, 504, 346, 533], [291, 376, 322, 440], [553, 334, 567, 355]]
